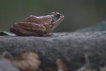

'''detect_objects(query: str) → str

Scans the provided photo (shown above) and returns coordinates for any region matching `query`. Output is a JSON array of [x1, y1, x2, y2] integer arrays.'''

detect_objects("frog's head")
[[50, 12, 64, 30]]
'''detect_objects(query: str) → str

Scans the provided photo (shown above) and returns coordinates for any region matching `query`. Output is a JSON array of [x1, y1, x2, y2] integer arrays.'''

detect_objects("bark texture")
[[0, 31, 106, 71]]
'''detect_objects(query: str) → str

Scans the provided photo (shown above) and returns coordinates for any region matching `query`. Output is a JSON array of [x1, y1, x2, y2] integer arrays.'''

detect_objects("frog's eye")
[[57, 14, 61, 17], [57, 14, 62, 17]]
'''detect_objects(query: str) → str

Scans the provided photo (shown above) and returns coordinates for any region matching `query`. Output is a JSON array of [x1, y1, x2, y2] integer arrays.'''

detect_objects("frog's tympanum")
[[10, 12, 64, 36]]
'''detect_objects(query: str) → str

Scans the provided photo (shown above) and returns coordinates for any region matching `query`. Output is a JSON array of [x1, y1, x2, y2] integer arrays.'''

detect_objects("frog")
[[9, 12, 64, 36]]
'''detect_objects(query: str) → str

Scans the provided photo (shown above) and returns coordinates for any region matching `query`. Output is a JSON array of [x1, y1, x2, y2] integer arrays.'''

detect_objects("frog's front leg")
[[43, 23, 53, 36]]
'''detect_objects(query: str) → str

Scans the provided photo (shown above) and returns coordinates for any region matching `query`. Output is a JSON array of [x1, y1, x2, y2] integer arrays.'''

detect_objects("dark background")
[[0, 0, 106, 32]]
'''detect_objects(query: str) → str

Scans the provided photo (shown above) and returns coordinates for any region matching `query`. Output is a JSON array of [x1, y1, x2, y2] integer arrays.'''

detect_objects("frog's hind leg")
[[10, 25, 37, 36], [10, 25, 52, 36]]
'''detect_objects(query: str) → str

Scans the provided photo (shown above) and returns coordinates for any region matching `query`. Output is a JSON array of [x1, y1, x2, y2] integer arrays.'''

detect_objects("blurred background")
[[0, 0, 106, 32]]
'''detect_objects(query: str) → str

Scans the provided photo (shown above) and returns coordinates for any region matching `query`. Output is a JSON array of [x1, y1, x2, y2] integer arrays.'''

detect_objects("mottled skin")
[[10, 12, 64, 36]]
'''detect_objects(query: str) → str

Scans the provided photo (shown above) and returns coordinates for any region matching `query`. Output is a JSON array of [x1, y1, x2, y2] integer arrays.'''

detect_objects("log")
[[0, 31, 106, 71]]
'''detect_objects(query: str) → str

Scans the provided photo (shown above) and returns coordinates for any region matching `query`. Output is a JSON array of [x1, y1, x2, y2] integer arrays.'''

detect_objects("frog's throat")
[[50, 18, 61, 30]]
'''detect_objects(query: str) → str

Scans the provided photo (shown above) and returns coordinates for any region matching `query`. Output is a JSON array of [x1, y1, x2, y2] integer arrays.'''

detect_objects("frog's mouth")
[[50, 12, 63, 29]]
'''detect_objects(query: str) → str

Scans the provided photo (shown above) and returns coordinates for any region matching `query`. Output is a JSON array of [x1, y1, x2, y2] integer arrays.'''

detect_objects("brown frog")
[[10, 12, 64, 36]]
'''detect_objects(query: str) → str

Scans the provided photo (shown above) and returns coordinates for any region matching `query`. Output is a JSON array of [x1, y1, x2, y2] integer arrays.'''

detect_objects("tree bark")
[[0, 31, 106, 71]]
